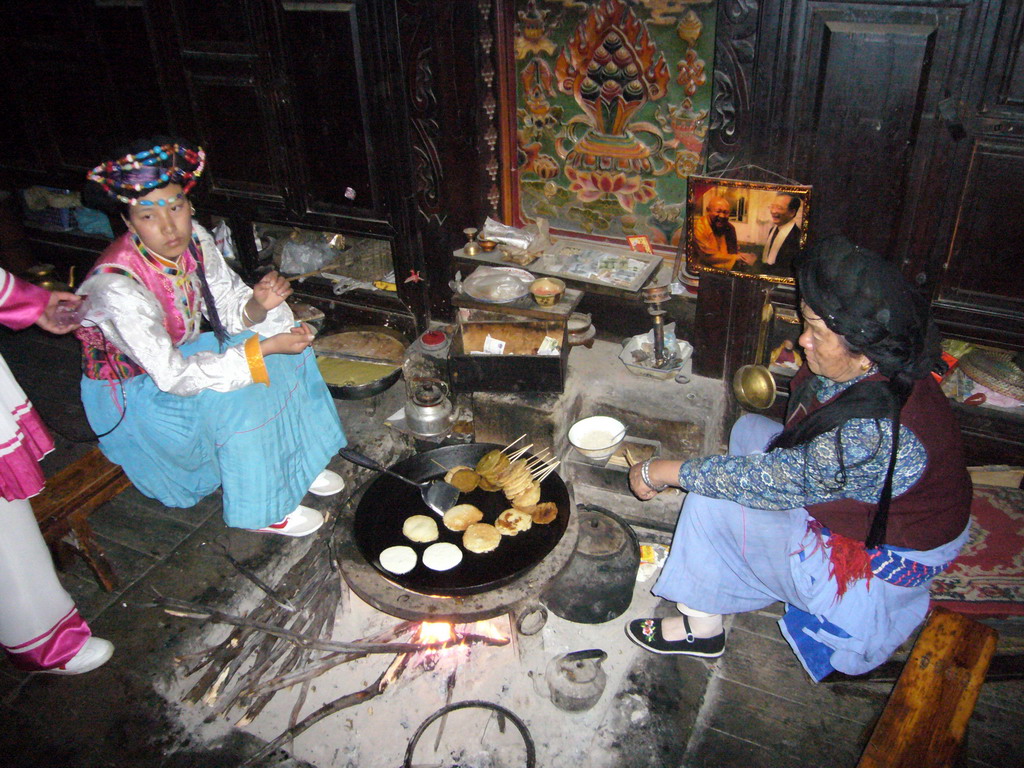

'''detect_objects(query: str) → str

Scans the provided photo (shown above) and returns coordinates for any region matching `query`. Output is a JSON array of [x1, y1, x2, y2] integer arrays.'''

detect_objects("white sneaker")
[[252, 505, 324, 537], [39, 637, 114, 675], [308, 469, 345, 496]]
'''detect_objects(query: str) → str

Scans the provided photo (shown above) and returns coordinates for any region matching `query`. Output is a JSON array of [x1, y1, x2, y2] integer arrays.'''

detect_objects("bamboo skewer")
[[534, 460, 560, 482], [507, 444, 533, 461], [502, 434, 527, 453], [524, 450, 552, 468]]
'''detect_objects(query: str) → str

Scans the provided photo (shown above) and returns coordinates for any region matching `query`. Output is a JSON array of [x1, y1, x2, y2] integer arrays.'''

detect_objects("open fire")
[[408, 618, 511, 672]]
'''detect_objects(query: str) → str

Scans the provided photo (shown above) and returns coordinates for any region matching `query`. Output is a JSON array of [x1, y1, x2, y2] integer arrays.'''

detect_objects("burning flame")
[[469, 618, 510, 642], [417, 621, 456, 645], [412, 618, 510, 649], [407, 619, 511, 674]]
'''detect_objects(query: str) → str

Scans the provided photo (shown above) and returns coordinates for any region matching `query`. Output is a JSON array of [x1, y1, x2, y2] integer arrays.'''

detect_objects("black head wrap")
[[771, 235, 941, 548], [797, 235, 941, 386]]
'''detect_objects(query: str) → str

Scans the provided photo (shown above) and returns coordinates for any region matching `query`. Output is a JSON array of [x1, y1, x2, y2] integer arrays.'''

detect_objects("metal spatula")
[[339, 447, 461, 516]]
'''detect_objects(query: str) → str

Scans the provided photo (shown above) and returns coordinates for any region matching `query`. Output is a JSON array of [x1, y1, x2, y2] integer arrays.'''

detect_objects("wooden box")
[[449, 288, 583, 393]]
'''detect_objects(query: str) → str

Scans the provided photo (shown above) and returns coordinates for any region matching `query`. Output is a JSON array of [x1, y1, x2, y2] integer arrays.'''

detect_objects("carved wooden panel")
[[981, 1, 1024, 113], [706, 0, 761, 172], [790, 3, 973, 260], [0, 1, 164, 181], [185, 73, 283, 200], [277, 2, 375, 214], [932, 138, 1024, 345]]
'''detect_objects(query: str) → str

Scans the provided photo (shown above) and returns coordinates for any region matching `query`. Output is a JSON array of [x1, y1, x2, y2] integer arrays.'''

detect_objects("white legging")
[[0, 496, 76, 649]]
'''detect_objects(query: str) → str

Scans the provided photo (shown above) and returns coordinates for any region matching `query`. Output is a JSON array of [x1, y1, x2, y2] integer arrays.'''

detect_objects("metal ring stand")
[[404, 700, 536, 768]]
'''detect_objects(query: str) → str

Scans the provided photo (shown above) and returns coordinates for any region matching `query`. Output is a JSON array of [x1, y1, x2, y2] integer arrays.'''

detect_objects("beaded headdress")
[[86, 143, 206, 205]]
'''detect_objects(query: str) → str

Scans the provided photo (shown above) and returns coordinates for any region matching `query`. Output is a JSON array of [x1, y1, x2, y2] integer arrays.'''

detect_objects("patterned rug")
[[930, 485, 1024, 615]]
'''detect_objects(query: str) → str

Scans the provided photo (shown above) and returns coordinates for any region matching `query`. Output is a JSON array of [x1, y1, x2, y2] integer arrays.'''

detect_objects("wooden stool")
[[857, 606, 998, 768], [33, 447, 132, 592]]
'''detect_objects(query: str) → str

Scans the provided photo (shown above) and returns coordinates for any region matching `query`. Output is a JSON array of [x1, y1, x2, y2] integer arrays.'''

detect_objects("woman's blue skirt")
[[80, 331, 346, 529], [652, 414, 968, 681]]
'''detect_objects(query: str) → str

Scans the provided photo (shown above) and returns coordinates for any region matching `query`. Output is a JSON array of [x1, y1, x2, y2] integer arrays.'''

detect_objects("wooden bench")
[[33, 447, 132, 592], [857, 606, 999, 768]]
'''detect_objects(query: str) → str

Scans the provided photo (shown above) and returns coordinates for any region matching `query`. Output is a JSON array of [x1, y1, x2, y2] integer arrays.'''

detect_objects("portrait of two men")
[[687, 178, 810, 282]]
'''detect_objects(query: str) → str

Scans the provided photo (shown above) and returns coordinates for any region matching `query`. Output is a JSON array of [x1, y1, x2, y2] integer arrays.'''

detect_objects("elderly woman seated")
[[625, 236, 971, 681]]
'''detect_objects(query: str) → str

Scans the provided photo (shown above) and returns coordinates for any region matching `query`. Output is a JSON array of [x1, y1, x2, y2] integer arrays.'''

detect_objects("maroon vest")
[[786, 365, 972, 550]]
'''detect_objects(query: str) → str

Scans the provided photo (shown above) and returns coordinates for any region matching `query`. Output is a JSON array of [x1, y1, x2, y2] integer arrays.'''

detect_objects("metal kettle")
[[543, 649, 608, 712], [405, 377, 453, 437]]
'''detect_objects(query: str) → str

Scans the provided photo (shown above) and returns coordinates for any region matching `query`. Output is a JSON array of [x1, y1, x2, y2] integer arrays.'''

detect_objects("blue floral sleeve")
[[676, 418, 927, 510]]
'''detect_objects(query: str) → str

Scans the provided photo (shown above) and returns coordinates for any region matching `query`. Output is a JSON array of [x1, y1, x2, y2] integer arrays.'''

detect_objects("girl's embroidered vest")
[[786, 368, 970, 552], [76, 233, 201, 380], [786, 365, 972, 550]]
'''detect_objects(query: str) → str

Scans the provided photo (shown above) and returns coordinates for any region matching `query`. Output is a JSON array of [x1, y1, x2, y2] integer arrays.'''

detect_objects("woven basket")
[[958, 349, 1024, 401]]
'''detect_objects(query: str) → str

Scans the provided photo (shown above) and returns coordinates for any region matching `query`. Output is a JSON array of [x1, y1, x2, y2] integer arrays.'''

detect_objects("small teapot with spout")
[[540, 649, 608, 712], [405, 377, 453, 438]]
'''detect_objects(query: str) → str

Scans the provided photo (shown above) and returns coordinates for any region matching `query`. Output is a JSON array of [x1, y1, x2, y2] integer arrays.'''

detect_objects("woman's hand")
[[251, 270, 292, 312], [36, 291, 83, 335], [629, 459, 680, 501], [259, 323, 315, 356]]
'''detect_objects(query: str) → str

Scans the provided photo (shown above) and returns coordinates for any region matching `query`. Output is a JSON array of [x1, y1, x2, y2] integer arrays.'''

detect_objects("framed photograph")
[[686, 176, 812, 284], [764, 305, 804, 377]]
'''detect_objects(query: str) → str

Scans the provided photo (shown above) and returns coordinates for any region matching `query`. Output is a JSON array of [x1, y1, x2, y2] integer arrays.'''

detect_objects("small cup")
[[530, 277, 565, 307], [478, 239, 498, 252]]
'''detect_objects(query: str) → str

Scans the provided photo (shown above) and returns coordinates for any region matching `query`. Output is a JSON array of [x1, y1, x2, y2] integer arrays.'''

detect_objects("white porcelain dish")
[[568, 416, 627, 461]]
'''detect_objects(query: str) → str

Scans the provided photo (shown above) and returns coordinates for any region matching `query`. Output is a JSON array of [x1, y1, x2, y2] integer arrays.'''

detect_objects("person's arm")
[[692, 217, 723, 260], [632, 419, 927, 509], [692, 218, 738, 270], [0, 268, 53, 330], [77, 272, 267, 395], [192, 223, 294, 336]]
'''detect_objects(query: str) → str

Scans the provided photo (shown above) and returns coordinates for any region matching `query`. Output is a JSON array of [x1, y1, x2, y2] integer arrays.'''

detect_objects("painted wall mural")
[[514, 0, 717, 254]]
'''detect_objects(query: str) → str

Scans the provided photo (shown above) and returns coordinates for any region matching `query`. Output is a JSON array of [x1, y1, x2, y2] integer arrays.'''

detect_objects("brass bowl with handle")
[[733, 364, 777, 410]]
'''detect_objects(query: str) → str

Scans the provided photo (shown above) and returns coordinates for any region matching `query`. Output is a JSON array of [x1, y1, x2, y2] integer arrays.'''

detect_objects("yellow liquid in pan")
[[317, 357, 397, 386]]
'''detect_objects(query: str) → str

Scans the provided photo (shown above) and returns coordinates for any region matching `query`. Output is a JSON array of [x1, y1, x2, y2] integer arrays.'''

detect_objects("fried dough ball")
[[463, 522, 502, 553], [448, 468, 480, 493], [402, 514, 439, 542], [495, 508, 533, 536], [442, 503, 484, 532], [379, 545, 417, 575], [422, 542, 463, 571], [523, 501, 558, 524], [510, 481, 541, 509], [477, 475, 502, 492]]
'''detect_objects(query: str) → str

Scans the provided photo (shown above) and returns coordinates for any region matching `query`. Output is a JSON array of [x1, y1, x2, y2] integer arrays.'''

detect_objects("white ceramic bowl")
[[568, 416, 626, 461]]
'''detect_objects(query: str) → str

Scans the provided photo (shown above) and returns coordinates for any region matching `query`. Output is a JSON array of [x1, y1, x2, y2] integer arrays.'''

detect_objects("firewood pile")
[[148, 514, 506, 765]]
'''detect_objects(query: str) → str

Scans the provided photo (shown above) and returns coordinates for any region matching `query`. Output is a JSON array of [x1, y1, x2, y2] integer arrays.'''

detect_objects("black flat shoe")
[[626, 616, 725, 658]]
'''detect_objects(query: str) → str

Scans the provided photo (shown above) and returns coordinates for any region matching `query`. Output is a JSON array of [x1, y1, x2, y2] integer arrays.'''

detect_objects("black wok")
[[352, 442, 572, 596]]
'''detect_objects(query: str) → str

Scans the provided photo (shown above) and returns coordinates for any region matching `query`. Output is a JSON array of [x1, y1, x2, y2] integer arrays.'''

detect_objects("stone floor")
[[0, 326, 1021, 768]]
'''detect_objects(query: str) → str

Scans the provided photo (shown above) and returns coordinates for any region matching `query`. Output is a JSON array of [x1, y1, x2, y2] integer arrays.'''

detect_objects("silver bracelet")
[[242, 305, 254, 326], [640, 459, 669, 492]]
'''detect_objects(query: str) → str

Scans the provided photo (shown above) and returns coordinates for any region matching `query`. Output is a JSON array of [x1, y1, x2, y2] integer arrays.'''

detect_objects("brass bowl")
[[478, 239, 498, 252], [732, 365, 777, 410], [530, 277, 565, 307]]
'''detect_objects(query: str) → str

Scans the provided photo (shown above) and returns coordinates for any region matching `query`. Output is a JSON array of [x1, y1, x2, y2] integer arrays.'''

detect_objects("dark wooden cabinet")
[[711, 0, 1021, 348], [704, 0, 1024, 462], [929, 2, 1024, 350], [0, 1, 166, 180], [0, 0, 496, 331]]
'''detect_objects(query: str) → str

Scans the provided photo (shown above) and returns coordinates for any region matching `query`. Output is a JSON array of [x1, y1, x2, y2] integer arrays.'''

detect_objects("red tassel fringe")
[[825, 532, 874, 599]]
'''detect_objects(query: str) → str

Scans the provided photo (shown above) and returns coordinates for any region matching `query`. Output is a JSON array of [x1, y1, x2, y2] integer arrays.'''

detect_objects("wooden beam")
[[857, 607, 998, 768]]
